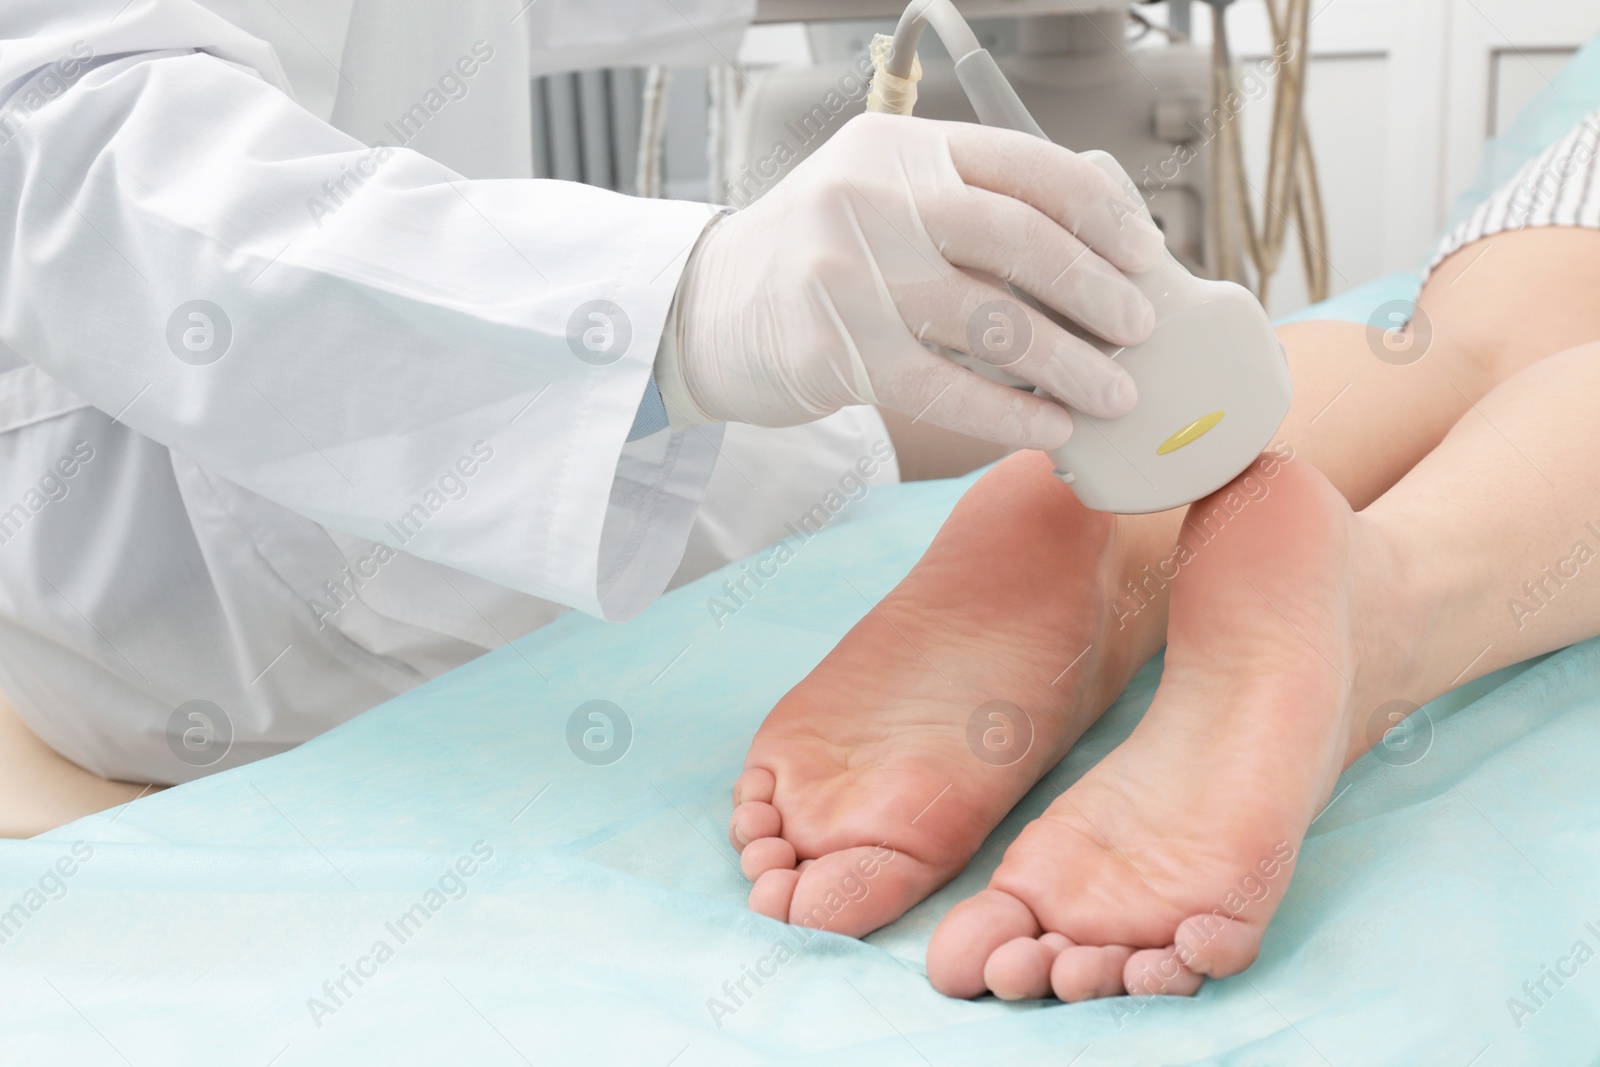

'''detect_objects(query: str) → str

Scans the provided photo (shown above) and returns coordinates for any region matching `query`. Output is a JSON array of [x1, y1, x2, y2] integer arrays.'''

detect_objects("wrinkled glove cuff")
[[653, 211, 731, 429]]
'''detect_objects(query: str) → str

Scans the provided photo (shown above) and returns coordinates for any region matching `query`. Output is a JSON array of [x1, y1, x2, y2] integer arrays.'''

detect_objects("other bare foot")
[[927, 450, 1411, 1000]]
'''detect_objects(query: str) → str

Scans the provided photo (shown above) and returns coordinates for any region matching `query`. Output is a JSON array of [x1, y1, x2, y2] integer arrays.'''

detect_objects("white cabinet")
[[1210, 0, 1594, 316]]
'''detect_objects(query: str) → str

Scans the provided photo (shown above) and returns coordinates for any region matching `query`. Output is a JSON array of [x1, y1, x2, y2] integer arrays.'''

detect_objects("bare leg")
[[731, 225, 1600, 937], [0, 694, 156, 838], [928, 338, 1600, 1000]]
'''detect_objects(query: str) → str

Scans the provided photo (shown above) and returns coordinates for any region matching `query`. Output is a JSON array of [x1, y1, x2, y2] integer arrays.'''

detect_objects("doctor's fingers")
[[897, 272, 1137, 421], [940, 121, 1166, 274], [920, 184, 1155, 347], [872, 340, 1076, 451]]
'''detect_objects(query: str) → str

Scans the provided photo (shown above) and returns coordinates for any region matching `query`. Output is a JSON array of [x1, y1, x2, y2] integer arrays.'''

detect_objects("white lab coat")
[[0, 0, 898, 783]]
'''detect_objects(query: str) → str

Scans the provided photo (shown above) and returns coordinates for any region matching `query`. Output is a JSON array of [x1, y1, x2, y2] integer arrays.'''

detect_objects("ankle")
[[1344, 508, 1451, 762]]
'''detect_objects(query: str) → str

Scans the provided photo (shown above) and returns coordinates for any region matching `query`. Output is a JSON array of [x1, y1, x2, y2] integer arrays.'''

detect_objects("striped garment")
[[1423, 107, 1600, 281]]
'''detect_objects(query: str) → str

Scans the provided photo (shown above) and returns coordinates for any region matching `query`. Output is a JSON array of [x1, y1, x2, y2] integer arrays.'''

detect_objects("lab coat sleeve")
[[0, 18, 730, 621]]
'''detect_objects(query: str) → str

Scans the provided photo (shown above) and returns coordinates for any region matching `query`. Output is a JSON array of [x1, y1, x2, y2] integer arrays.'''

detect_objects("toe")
[[733, 767, 776, 806], [927, 888, 1043, 999], [728, 801, 781, 850], [984, 936, 1067, 1001], [749, 868, 800, 922], [1175, 913, 1262, 977], [1124, 947, 1204, 997], [1050, 945, 1135, 1002], [786, 844, 936, 938], [739, 836, 797, 881]]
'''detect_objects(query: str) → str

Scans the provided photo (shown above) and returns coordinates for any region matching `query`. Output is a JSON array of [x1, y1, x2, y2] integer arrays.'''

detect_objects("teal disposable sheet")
[[8, 32, 1600, 1067], [6, 462, 1600, 1066]]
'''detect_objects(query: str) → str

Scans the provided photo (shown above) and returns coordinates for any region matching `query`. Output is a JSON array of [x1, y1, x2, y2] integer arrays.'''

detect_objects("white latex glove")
[[655, 112, 1167, 450]]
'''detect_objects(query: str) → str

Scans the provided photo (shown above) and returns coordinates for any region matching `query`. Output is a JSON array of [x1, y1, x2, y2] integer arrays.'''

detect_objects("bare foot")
[[729, 452, 1172, 936], [926, 451, 1411, 1000]]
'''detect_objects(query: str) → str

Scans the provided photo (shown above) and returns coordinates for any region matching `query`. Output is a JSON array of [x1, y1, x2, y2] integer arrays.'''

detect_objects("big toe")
[[927, 888, 1043, 998], [1175, 912, 1263, 977]]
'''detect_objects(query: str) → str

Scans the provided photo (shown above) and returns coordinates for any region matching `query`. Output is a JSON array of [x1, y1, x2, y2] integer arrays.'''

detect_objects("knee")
[[1419, 229, 1600, 389]]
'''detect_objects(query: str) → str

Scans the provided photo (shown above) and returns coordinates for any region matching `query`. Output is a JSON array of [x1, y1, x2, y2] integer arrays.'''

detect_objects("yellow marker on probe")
[[1156, 410, 1226, 455]]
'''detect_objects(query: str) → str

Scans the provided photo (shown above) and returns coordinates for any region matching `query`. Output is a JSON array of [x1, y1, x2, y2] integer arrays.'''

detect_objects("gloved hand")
[[655, 112, 1166, 449]]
